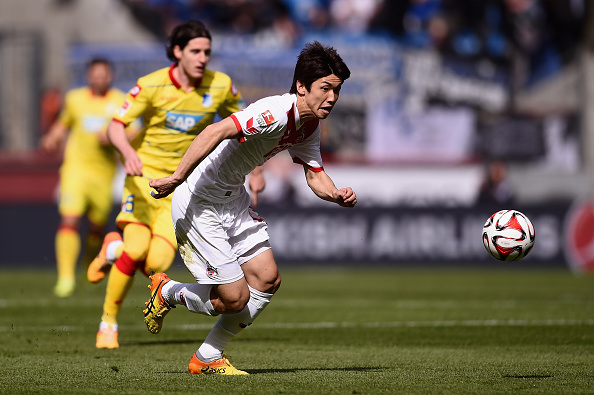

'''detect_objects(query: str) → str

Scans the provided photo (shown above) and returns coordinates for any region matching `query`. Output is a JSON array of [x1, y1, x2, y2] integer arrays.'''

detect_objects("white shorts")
[[171, 181, 271, 284]]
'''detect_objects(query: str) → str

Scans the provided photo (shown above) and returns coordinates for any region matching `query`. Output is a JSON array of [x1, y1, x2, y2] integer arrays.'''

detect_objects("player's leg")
[[193, 248, 279, 366], [54, 215, 82, 297], [142, 235, 176, 276], [54, 167, 87, 297], [96, 223, 151, 348], [86, 178, 120, 282], [83, 182, 114, 267]]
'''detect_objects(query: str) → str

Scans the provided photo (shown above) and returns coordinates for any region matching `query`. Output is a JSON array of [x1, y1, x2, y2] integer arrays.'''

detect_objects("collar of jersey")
[[169, 63, 203, 90]]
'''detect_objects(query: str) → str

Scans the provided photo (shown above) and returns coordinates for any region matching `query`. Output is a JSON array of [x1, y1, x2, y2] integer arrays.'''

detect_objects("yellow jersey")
[[113, 65, 245, 179], [60, 87, 127, 176]]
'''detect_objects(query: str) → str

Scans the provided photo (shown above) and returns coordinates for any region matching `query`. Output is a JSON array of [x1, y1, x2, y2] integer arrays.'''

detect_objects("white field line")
[[2, 319, 594, 333]]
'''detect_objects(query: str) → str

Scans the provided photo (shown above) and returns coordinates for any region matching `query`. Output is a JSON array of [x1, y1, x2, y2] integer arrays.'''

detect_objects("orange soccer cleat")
[[87, 232, 122, 283], [96, 324, 119, 349], [188, 353, 248, 375], [143, 273, 173, 334]]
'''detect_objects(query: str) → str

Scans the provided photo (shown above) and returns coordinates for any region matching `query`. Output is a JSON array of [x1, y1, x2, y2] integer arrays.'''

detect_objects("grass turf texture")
[[1, 266, 593, 394]]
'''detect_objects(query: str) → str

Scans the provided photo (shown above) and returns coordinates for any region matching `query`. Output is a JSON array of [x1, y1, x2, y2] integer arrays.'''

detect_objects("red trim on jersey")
[[112, 118, 127, 126], [169, 64, 181, 88], [169, 63, 203, 89], [292, 156, 323, 172], [230, 114, 246, 143]]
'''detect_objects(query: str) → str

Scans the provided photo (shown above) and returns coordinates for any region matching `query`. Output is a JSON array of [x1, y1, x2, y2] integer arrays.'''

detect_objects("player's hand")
[[333, 187, 357, 208], [249, 167, 266, 207], [149, 176, 180, 199], [121, 149, 143, 177], [97, 130, 110, 146], [39, 133, 60, 153]]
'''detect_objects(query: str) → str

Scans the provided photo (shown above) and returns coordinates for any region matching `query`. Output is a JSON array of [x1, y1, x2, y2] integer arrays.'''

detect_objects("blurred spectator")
[[40, 87, 63, 137], [283, 0, 331, 31], [476, 160, 515, 205], [329, 0, 383, 33]]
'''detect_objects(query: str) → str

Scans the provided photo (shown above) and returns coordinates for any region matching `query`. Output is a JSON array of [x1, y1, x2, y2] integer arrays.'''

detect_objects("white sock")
[[99, 321, 118, 331], [197, 285, 273, 362], [106, 240, 122, 263], [161, 281, 218, 316]]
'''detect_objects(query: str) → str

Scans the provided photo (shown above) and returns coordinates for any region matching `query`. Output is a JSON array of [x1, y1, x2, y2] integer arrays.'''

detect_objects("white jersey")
[[186, 93, 323, 202]]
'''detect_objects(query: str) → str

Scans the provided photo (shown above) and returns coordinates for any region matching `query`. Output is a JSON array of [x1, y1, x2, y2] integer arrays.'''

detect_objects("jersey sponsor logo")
[[83, 116, 109, 133], [166, 112, 204, 132], [129, 85, 141, 98]]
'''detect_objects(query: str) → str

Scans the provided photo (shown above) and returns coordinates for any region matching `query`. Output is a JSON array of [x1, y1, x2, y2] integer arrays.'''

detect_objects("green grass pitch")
[[1, 265, 593, 394]]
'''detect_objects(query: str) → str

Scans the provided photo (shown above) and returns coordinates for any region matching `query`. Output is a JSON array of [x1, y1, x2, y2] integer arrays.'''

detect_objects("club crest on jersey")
[[166, 111, 204, 133], [202, 93, 213, 107], [129, 85, 141, 98], [205, 261, 219, 278]]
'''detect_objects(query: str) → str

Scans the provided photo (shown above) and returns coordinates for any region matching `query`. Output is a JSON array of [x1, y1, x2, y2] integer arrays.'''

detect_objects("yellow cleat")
[[143, 273, 173, 334], [53, 277, 75, 298], [188, 353, 249, 375], [96, 325, 119, 349]]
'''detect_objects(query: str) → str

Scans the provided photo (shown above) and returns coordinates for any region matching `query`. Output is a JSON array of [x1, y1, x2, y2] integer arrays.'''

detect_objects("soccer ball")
[[482, 210, 535, 262]]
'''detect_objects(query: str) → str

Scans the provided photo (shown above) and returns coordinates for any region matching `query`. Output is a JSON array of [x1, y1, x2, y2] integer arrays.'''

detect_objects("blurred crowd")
[[123, 0, 586, 88]]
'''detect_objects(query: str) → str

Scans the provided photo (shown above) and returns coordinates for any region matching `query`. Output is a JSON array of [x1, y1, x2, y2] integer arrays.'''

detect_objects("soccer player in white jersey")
[[144, 41, 356, 375]]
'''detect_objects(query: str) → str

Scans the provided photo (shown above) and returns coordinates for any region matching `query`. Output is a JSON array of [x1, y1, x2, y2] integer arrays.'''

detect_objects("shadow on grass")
[[124, 336, 288, 347], [156, 366, 388, 375]]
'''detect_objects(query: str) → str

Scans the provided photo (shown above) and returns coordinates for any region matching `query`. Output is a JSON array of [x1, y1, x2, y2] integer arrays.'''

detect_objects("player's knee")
[[217, 285, 250, 314], [123, 244, 149, 262], [122, 224, 152, 261], [144, 239, 175, 276], [253, 270, 282, 294]]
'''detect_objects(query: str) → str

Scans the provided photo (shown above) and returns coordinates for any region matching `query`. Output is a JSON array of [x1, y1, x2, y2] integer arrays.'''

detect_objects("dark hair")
[[166, 20, 212, 61], [87, 57, 113, 71], [290, 41, 350, 94]]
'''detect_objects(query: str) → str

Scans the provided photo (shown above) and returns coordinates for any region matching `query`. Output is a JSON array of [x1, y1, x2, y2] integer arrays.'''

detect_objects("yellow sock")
[[101, 265, 135, 325], [115, 244, 124, 260], [56, 227, 80, 280]]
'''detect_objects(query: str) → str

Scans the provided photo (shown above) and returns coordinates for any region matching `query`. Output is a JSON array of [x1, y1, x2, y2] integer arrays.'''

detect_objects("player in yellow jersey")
[[40, 58, 137, 298], [88, 20, 265, 349]]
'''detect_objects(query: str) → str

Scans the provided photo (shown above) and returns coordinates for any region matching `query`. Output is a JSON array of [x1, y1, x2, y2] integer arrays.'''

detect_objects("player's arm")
[[149, 117, 241, 198], [107, 120, 143, 176], [39, 120, 69, 153], [303, 167, 357, 208], [249, 165, 266, 206]]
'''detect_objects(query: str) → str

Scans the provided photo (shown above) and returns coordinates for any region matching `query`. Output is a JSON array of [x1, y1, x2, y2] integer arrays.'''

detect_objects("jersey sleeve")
[[229, 99, 286, 143], [217, 77, 245, 119], [288, 126, 324, 171], [57, 91, 76, 128], [113, 80, 150, 126]]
